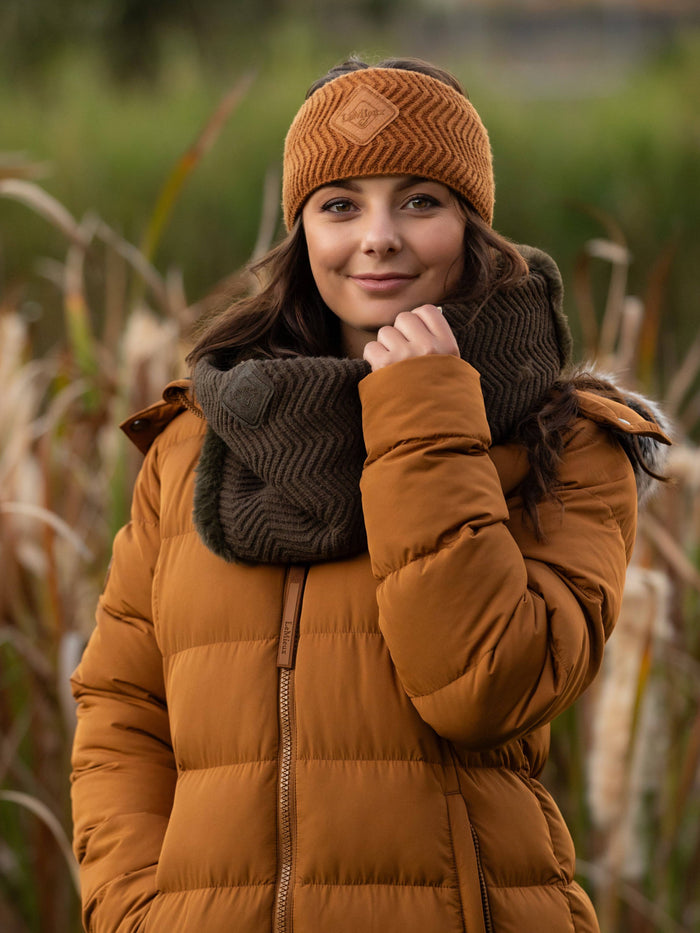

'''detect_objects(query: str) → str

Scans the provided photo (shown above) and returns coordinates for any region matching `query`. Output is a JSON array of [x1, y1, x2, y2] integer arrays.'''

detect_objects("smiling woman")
[[69, 55, 670, 933], [180, 59, 528, 367]]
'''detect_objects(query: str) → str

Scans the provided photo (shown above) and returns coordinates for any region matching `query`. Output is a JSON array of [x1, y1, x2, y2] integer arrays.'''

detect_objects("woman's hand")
[[363, 305, 460, 372]]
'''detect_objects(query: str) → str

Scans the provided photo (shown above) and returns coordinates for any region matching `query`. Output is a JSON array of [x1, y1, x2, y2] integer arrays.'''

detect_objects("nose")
[[360, 207, 402, 257]]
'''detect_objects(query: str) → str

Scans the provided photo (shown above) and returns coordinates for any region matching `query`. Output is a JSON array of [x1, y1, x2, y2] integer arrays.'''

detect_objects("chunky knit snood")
[[192, 245, 570, 564], [445, 244, 571, 443], [194, 356, 370, 564]]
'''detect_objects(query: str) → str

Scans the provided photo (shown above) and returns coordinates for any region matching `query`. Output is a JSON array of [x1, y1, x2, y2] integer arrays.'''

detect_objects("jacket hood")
[[573, 374, 672, 506]]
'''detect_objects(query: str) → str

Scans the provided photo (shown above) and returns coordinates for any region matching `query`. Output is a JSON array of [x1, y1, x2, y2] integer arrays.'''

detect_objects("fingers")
[[407, 304, 446, 337], [363, 304, 459, 372]]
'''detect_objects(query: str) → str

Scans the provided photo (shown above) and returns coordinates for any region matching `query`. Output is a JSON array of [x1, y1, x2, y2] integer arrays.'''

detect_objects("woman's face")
[[302, 175, 466, 358]]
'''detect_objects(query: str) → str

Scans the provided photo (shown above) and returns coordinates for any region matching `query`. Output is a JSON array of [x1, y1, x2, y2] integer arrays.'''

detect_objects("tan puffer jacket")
[[71, 354, 669, 933]]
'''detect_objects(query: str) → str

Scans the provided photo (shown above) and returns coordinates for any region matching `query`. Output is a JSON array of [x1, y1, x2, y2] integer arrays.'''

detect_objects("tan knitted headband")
[[282, 67, 494, 231]]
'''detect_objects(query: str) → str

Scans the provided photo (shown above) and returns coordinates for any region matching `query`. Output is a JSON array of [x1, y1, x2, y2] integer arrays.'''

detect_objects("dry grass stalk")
[[587, 566, 672, 871], [139, 71, 256, 266], [571, 220, 700, 930], [0, 790, 79, 893], [1, 168, 196, 928], [0, 179, 89, 247]]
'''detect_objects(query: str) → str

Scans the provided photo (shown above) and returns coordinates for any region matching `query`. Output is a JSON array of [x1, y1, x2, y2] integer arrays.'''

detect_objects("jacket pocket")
[[444, 789, 489, 933], [469, 823, 494, 933]]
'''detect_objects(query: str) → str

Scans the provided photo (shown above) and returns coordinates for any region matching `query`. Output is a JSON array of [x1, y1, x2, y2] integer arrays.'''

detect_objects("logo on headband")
[[330, 85, 399, 146]]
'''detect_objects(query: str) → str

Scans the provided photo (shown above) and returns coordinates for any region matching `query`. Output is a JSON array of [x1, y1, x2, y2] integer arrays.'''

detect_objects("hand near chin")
[[363, 305, 460, 372]]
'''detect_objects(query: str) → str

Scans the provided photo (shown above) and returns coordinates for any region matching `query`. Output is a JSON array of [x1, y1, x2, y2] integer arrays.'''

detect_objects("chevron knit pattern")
[[283, 67, 494, 229], [192, 246, 571, 564], [446, 244, 571, 444], [194, 356, 370, 564]]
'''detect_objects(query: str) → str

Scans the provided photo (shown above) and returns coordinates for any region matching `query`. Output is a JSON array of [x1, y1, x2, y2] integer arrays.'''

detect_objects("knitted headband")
[[282, 67, 494, 231]]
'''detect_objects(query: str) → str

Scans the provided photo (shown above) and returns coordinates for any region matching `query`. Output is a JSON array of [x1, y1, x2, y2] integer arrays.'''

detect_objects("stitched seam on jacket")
[[298, 881, 457, 888], [563, 884, 581, 931], [408, 632, 578, 709], [157, 883, 276, 893], [177, 757, 441, 770], [366, 433, 487, 462], [520, 775, 568, 884], [163, 637, 278, 658], [557, 484, 616, 526], [568, 485, 629, 562], [295, 756, 442, 764], [408, 648, 495, 701], [443, 794, 468, 933], [130, 517, 159, 529], [160, 527, 201, 542], [485, 879, 574, 890], [87, 870, 158, 914], [164, 635, 385, 659], [97, 605, 160, 639], [378, 517, 505, 584], [151, 423, 205, 455], [156, 881, 456, 892], [299, 630, 383, 637], [176, 760, 278, 772]]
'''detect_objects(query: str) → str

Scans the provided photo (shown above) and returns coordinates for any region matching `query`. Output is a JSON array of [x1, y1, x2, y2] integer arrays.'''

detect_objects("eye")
[[321, 198, 356, 214], [404, 194, 440, 210]]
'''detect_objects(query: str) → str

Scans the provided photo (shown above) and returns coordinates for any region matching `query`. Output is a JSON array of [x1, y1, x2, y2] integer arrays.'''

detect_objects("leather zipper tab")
[[277, 565, 308, 669], [274, 564, 308, 932]]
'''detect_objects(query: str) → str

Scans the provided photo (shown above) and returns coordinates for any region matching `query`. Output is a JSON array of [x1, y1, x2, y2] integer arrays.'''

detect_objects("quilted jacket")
[[71, 353, 670, 933]]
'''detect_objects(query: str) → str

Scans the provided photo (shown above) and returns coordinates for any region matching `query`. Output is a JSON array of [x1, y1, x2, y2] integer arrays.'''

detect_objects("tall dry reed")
[[0, 76, 258, 932], [560, 210, 700, 933]]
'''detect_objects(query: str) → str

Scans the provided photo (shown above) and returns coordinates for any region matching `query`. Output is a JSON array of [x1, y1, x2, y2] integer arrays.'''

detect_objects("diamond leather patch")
[[330, 85, 400, 146], [223, 361, 274, 427]]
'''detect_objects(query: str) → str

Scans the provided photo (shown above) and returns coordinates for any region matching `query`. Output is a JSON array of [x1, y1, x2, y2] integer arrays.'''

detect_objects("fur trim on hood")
[[572, 372, 673, 506]]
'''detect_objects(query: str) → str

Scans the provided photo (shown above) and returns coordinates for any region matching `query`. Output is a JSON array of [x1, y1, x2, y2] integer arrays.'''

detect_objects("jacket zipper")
[[469, 824, 494, 933], [273, 565, 308, 933]]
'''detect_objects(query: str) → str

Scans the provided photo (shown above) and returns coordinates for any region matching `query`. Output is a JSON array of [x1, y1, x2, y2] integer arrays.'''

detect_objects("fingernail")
[[436, 305, 443, 314]]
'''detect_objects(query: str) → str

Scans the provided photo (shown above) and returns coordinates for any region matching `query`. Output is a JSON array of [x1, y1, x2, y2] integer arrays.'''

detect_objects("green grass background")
[[2, 20, 698, 380]]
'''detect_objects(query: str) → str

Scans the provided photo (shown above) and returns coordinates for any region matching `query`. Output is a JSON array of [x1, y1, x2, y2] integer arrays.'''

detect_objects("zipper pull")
[[277, 565, 308, 669]]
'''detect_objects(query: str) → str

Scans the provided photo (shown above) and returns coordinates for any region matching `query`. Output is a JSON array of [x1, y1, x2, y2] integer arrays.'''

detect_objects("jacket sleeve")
[[71, 438, 175, 933], [359, 354, 639, 750]]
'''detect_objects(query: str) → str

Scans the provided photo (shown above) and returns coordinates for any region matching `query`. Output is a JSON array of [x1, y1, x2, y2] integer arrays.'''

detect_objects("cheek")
[[305, 232, 342, 283], [434, 229, 465, 283], [305, 240, 347, 313]]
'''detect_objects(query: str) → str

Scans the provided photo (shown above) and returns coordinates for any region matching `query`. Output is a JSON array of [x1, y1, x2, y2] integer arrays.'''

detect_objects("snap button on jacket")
[[71, 355, 664, 933]]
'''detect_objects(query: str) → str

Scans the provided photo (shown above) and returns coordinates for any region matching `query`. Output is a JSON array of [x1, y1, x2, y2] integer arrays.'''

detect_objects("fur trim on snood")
[[573, 368, 673, 507]]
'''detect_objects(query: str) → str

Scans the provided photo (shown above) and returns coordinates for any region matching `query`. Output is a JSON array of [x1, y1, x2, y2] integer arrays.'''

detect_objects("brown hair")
[[305, 56, 466, 99], [187, 57, 527, 368], [515, 371, 667, 538]]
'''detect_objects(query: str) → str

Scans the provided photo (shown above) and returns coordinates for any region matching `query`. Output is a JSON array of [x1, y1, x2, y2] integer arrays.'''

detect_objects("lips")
[[349, 272, 418, 293]]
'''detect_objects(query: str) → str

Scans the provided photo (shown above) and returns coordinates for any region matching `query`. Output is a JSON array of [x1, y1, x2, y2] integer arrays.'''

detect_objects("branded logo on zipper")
[[277, 565, 307, 669]]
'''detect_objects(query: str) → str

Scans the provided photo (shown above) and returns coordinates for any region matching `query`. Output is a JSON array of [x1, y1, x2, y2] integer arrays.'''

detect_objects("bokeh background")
[[1, 1, 699, 931]]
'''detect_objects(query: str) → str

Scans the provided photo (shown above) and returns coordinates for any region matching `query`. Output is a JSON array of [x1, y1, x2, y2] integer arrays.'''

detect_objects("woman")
[[71, 58, 670, 933]]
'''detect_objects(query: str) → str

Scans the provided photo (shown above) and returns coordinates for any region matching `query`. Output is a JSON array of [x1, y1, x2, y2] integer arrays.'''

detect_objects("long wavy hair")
[[187, 56, 527, 368]]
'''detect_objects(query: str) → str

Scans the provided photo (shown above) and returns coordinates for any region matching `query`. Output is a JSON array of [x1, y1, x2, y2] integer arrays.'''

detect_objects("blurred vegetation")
[[1, 5, 699, 932], [1, 8, 699, 396]]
